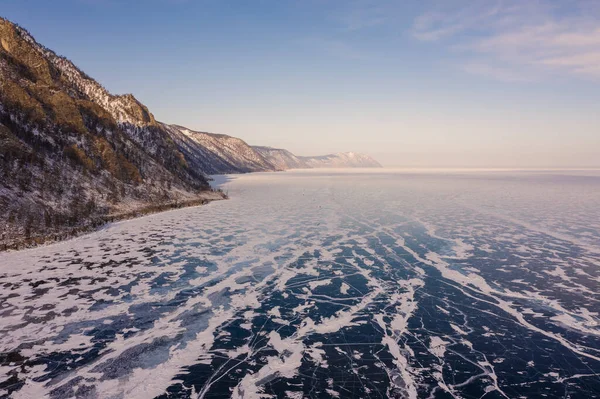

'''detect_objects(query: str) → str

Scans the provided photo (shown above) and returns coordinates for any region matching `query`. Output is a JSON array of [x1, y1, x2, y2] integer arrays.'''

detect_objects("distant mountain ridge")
[[299, 151, 382, 168], [162, 124, 275, 174], [160, 127, 383, 174], [253, 146, 382, 169], [0, 17, 381, 248], [251, 146, 307, 170]]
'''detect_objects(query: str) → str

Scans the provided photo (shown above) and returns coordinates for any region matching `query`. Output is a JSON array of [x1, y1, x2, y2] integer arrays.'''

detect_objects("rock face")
[[253, 147, 382, 170], [0, 18, 215, 248], [163, 124, 275, 174]]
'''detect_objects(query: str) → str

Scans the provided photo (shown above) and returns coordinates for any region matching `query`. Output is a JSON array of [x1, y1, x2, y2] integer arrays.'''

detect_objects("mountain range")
[[0, 17, 380, 249], [253, 147, 382, 169]]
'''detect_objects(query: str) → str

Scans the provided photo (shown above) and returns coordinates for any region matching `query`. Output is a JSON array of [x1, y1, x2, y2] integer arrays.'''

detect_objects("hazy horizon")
[[3, 0, 599, 167]]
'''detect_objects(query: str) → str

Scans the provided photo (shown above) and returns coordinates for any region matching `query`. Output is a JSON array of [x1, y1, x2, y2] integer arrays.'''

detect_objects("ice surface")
[[1, 169, 600, 398]]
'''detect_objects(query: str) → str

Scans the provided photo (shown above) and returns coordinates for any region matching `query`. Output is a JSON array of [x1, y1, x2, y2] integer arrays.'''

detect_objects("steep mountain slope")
[[253, 146, 382, 170], [252, 146, 309, 170], [163, 124, 276, 174], [6, 19, 199, 174], [0, 16, 383, 249], [0, 18, 220, 249]]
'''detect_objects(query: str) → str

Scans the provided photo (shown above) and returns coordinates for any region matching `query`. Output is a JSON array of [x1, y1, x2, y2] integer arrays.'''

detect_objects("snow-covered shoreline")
[[1, 190, 226, 252]]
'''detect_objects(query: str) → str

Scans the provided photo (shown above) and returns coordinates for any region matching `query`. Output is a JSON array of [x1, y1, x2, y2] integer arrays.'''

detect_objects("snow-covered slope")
[[252, 146, 309, 170], [163, 124, 276, 174], [165, 126, 383, 174], [299, 152, 382, 168]]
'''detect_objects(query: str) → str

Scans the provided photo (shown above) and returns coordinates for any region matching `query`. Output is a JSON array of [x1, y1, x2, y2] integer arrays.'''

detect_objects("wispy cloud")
[[335, 0, 393, 31], [412, 0, 600, 80], [412, 1, 507, 42], [296, 0, 398, 61]]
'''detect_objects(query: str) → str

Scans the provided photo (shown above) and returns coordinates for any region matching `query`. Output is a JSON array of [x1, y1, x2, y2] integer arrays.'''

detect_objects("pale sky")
[[3, 0, 600, 167]]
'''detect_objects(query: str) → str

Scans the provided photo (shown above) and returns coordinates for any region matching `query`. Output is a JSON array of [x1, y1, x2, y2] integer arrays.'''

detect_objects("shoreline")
[[0, 192, 227, 252]]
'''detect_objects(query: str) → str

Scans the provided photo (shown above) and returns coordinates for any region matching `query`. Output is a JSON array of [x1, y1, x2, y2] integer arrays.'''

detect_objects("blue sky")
[[2, 0, 600, 167]]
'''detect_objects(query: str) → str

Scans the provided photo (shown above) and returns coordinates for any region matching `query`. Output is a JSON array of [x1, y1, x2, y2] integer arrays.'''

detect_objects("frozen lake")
[[1, 169, 600, 398]]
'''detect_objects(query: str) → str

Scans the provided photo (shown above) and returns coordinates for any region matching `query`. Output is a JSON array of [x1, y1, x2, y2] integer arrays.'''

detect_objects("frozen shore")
[[0, 190, 226, 251]]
